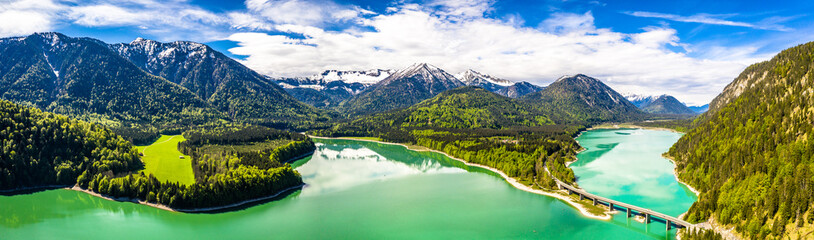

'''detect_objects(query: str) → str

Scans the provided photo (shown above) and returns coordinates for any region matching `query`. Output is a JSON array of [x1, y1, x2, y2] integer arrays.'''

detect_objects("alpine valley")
[[0, 28, 811, 240]]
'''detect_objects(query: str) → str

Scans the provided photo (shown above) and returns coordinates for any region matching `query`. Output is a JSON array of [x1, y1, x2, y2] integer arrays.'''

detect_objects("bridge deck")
[[554, 179, 697, 229]]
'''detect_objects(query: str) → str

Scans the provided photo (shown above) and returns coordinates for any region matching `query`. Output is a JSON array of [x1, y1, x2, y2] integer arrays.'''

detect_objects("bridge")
[[554, 178, 701, 232]]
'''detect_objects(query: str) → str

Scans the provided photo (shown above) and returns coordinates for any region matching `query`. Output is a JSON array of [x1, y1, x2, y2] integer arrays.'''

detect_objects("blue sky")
[[2, 0, 813, 105]]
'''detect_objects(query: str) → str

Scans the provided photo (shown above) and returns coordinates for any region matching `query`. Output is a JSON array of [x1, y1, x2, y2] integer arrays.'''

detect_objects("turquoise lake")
[[0, 130, 694, 239]]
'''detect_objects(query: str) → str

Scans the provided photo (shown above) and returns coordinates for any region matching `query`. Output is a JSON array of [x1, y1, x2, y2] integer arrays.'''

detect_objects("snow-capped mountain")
[[624, 93, 697, 115], [310, 69, 393, 84], [455, 69, 513, 92], [624, 94, 663, 108], [341, 63, 465, 115], [273, 69, 394, 108]]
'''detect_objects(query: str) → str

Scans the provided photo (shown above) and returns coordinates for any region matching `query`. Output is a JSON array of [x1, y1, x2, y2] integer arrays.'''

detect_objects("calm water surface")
[[0, 134, 692, 239], [571, 128, 697, 217]]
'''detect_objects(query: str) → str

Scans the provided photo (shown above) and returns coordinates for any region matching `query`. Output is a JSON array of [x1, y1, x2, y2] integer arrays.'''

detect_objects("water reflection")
[[297, 142, 465, 196], [571, 129, 696, 216]]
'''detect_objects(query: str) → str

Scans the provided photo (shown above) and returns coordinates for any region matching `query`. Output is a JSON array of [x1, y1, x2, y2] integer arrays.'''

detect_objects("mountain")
[[375, 86, 552, 129], [339, 63, 464, 116], [667, 42, 814, 238], [110, 38, 330, 129], [274, 69, 392, 108], [455, 69, 543, 98], [309, 69, 393, 84], [0, 99, 140, 190], [640, 95, 696, 115], [0, 32, 222, 129], [496, 81, 544, 98], [687, 104, 709, 113], [455, 69, 513, 92], [521, 74, 644, 123], [625, 94, 660, 108]]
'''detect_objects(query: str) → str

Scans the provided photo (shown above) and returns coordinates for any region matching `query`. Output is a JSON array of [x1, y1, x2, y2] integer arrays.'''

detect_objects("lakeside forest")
[[1, 32, 813, 239]]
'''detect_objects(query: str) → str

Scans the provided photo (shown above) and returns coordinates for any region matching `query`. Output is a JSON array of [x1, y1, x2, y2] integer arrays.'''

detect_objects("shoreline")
[[67, 184, 305, 213], [662, 154, 701, 197], [0, 184, 72, 194], [587, 124, 684, 134], [310, 135, 612, 221]]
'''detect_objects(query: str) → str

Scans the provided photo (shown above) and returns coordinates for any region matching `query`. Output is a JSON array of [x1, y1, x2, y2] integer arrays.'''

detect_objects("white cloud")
[[626, 11, 792, 31], [0, 0, 61, 37], [244, 0, 372, 26], [427, 0, 495, 19], [64, 0, 232, 41], [227, 8, 756, 106]]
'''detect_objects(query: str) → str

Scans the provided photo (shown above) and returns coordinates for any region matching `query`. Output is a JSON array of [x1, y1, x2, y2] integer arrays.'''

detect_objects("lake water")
[[0, 133, 693, 239], [570, 128, 697, 217]]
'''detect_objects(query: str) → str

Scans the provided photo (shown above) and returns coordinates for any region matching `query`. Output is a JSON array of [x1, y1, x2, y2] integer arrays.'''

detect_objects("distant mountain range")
[[0, 32, 692, 132], [0, 32, 331, 138], [624, 94, 701, 115], [274, 67, 544, 110], [687, 104, 709, 113], [0, 32, 223, 129]]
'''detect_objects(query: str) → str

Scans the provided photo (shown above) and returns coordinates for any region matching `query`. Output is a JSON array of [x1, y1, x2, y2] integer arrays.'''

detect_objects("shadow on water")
[[572, 142, 620, 166], [180, 186, 304, 214], [0, 185, 71, 196]]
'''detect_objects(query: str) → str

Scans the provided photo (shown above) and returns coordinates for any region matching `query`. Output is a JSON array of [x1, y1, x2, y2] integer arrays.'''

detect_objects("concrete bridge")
[[554, 179, 701, 232]]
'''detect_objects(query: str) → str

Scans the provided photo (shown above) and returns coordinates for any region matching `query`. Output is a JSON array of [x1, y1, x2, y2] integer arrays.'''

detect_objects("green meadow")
[[136, 135, 195, 185]]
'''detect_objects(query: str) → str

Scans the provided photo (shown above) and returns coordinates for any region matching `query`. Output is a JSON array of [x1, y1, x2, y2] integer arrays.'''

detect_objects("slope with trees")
[[522, 74, 645, 123], [0, 100, 141, 190], [111, 38, 332, 130], [668, 41, 814, 239]]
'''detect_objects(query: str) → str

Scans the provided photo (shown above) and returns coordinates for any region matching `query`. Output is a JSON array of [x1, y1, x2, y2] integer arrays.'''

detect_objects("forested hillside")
[[641, 95, 696, 115], [0, 100, 141, 190], [315, 87, 582, 189], [0, 33, 223, 132], [522, 74, 645, 123], [112, 38, 332, 130], [668, 41, 814, 239]]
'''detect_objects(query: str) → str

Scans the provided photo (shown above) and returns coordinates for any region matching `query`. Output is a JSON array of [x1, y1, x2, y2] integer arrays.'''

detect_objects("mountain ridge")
[[522, 74, 644, 123]]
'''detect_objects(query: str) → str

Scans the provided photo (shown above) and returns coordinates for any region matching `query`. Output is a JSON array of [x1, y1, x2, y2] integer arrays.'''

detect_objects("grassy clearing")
[[136, 135, 195, 185]]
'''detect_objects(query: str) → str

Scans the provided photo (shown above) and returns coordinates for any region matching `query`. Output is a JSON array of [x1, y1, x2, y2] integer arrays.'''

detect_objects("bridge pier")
[[592, 198, 597, 206], [609, 203, 614, 211], [644, 213, 650, 223], [666, 220, 671, 231], [626, 208, 631, 217], [579, 194, 584, 201]]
